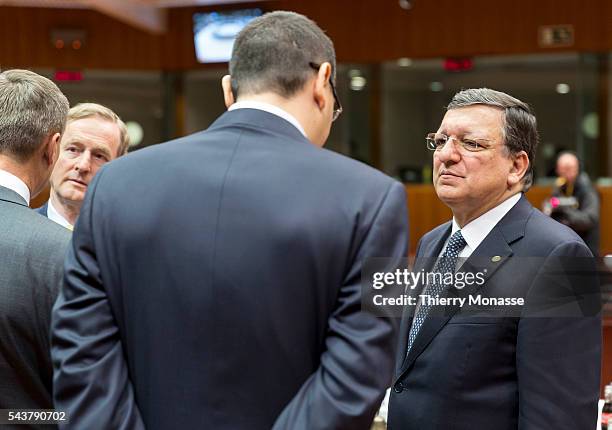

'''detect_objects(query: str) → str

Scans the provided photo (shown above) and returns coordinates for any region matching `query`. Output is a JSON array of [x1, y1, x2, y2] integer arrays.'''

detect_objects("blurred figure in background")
[[37, 103, 129, 229], [543, 151, 600, 256], [0, 69, 70, 411]]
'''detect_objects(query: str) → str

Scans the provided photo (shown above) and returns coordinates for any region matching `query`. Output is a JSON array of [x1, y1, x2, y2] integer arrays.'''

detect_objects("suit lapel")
[[395, 223, 450, 374], [396, 195, 532, 379]]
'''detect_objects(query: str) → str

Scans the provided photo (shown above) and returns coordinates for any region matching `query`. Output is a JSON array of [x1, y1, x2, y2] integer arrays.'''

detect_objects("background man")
[[37, 102, 129, 229], [388, 88, 600, 429], [0, 69, 70, 410], [544, 151, 600, 256], [51, 11, 408, 430]]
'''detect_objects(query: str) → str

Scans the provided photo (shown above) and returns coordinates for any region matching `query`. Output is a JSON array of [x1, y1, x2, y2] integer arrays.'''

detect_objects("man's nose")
[[74, 153, 92, 173], [436, 137, 461, 164]]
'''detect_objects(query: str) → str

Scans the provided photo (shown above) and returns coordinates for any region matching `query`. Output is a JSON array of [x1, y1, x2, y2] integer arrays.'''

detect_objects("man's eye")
[[434, 139, 446, 148], [463, 140, 482, 150]]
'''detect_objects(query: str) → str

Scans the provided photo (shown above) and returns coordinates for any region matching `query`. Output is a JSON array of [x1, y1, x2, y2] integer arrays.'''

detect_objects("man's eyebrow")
[[92, 145, 112, 157], [62, 139, 82, 147]]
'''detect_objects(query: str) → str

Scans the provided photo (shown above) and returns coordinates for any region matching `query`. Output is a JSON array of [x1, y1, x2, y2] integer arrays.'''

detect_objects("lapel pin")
[[491, 255, 501, 262]]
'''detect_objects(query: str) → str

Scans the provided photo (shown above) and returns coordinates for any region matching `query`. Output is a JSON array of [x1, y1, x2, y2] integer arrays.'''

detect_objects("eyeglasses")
[[426, 132, 492, 153], [309, 62, 343, 121]]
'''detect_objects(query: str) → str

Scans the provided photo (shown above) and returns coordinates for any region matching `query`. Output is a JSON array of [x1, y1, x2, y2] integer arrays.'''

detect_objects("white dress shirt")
[[0, 169, 30, 204], [228, 101, 307, 138], [47, 198, 73, 229], [442, 192, 522, 260]]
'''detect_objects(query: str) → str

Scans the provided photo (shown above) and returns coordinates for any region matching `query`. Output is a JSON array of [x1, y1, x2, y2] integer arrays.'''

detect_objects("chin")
[[435, 185, 465, 205]]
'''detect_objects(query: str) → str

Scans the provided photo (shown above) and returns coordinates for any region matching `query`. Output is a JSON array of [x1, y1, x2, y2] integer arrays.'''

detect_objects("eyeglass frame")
[[425, 132, 494, 153], [309, 62, 343, 121]]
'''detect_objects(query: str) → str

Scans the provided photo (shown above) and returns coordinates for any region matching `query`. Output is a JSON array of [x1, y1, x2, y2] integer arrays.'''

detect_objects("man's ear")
[[222, 75, 235, 108], [43, 132, 61, 168], [313, 62, 332, 111], [508, 150, 529, 187]]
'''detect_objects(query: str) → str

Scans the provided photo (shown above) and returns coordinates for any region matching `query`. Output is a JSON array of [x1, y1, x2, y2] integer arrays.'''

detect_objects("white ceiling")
[[0, 0, 263, 33]]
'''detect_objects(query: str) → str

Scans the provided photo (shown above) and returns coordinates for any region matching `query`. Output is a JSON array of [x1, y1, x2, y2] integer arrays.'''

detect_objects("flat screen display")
[[193, 9, 262, 63]]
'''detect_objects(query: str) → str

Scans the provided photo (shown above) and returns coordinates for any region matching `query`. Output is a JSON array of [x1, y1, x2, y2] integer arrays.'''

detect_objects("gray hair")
[[447, 88, 539, 191], [0, 69, 69, 161], [229, 11, 336, 99], [68, 103, 129, 156]]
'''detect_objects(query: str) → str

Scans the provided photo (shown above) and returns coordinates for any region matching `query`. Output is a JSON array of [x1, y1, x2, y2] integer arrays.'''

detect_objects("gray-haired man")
[[0, 69, 70, 411], [388, 88, 600, 430], [37, 102, 129, 229]]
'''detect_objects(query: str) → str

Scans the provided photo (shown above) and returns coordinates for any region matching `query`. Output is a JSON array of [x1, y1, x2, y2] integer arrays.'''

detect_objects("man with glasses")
[[388, 88, 600, 429], [51, 11, 408, 430]]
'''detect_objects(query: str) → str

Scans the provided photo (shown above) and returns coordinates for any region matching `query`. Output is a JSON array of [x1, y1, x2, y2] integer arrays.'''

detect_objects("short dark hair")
[[447, 88, 539, 191], [0, 69, 69, 161], [229, 11, 336, 99]]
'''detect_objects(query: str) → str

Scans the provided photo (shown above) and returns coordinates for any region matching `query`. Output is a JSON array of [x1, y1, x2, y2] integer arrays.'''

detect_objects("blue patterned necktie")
[[406, 230, 467, 353]]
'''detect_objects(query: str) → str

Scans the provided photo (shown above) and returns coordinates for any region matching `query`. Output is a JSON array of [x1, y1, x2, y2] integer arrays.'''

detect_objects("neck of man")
[[0, 155, 40, 202], [451, 188, 521, 228], [236, 91, 318, 144], [50, 191, 80, 225]]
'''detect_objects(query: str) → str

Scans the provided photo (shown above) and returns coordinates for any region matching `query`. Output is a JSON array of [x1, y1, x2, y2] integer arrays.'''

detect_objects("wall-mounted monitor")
[[193, 9, 263, 64]]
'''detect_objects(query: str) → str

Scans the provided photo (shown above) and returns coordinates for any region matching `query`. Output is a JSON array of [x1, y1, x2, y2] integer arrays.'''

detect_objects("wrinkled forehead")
[[62, 117, 121, 154], [438, 105, 504, 139]]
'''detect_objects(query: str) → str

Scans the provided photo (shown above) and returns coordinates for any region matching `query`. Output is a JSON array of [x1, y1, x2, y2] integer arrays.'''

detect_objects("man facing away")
[[0, 70, 70, 414], [388, 88, 600, 430], [51, 11, 409, 430], [37, 103, 129, 229]]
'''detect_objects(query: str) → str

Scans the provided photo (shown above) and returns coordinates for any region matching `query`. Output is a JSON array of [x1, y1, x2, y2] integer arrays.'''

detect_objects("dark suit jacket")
[[0, 185, 70, 425], [51, 109, 409, 430], [388, 195, 601, 430], [551, 172, 600, 256]]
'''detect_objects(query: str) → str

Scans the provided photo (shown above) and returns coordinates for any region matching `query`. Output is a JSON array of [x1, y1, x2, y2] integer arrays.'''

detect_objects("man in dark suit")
[[0, 70, 70, 413], [51, 11, 409, 430], [388, 88, 601, 429], [36, 103, 128, 229]]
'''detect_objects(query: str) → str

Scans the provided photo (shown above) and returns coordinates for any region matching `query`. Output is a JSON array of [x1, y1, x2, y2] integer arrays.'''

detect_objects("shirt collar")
[[228, 101, 307, 138], [0, 169, 30, 204], [47, 198, 74, 230], [451, 193, 522, 251]]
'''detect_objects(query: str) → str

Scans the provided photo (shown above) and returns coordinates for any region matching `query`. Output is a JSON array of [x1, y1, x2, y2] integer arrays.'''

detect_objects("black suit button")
[[393, 382, 403, 393]]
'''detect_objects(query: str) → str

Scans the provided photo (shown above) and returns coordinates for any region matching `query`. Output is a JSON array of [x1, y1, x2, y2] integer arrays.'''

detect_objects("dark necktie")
[[406, 230, 467, 353]]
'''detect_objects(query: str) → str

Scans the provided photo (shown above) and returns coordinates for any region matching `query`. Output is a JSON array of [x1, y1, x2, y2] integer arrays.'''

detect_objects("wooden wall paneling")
[[2, 0, 612, 69], [405, 184, 452, 254], [405, 185, 612, 255], [0, 7, 162, 70], [599, 187, 612, 255]]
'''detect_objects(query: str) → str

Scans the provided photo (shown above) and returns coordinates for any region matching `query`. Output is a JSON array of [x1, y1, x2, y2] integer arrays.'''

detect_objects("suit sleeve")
[[50, 170, 145, 430], [272, 181, 409, 430], [517, 241, 601, 430]]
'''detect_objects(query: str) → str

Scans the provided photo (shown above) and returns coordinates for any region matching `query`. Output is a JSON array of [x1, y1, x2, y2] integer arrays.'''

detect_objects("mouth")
[[438, 170, 464, 179], [68, 179, 88, 187]]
